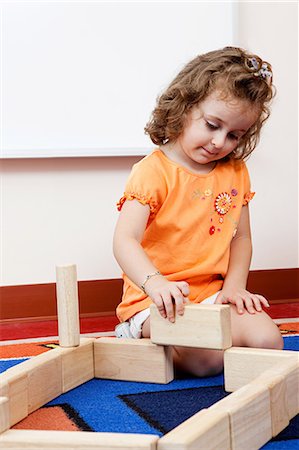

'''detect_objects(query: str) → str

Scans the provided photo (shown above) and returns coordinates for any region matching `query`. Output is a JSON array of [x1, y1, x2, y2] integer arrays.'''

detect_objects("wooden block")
[[60, 338, 95, 392], [256, 360, 299, 421], [150, 303, 232, 350], [282, 360, 299, 419], [0, 348, 62, 415], [94, 337, 174, 383], [56, 264, 80, 347], [27, 349, 62, 413], [0, 429, 159, 449], [158, 408, 230, 450], [224, 347, 299, 392], [252, 366, 289, 436], [0, 397, 9, 434], [209, 383, 272, 450], [0, 374, 28, 427]]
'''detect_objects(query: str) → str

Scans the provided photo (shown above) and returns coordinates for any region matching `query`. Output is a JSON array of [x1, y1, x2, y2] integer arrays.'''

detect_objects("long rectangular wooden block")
[[224, 347, 299, 392], [59, 338, 95, 393], [157, 408, 230, 450], [94, 337, 174, 383], [0, 429, 159, 449], [209, 383, 272, 450], [150, 303, 232, 349]]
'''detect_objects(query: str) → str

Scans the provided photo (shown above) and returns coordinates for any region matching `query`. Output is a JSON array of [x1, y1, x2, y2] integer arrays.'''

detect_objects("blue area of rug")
[[0, 358, 29, 372], [47, 374, 225, 436], [283, 335, 299, 351], [119, 385, 229, 434]]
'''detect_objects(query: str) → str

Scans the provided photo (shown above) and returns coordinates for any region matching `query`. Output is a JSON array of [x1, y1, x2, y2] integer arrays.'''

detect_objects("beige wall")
[[0, 1, 298, 286], [235, 1, 298, 270]]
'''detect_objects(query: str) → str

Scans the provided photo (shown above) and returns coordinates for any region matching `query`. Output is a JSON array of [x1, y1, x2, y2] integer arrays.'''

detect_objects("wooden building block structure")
[[150, 303, 232, 350], [0, 263, 298, 450]]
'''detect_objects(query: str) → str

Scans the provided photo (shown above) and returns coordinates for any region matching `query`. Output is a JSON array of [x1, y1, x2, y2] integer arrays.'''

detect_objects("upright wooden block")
[[209, 383, 272, 450], [224, 347, 299, 392], [0, 373, 28, 427], [94, 337, 174, 383], [60, 338, 95, 393], [150, 303, 232, 349], [158, 408, 230, 450], [56, 264, 80, 347], [0, 429, 159, 449], [0, 397, 9, 434]]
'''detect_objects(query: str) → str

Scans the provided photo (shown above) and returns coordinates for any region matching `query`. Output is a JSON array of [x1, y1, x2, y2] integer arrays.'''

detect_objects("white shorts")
[[128, 291, 220, 339]]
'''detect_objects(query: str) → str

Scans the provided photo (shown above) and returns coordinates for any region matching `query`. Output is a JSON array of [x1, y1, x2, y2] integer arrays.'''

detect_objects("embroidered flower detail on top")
[[214, 192, 232, 215]]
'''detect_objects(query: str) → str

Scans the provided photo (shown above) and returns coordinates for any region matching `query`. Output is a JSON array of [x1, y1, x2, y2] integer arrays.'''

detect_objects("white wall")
[[0, 1, 298, 286], [0, 156, 141, 284]]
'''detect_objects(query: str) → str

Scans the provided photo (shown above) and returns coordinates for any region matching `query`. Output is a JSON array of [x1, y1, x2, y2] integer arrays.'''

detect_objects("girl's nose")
[[211, 132, 226, 149]]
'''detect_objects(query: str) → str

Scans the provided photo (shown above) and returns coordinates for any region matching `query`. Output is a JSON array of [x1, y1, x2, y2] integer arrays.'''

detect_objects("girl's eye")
[[205, 121, 218, 130], [228, 133, 239, 141]]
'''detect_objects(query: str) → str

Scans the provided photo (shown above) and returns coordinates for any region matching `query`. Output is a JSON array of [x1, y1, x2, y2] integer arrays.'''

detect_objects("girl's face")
[[172, 91, 259, 170]]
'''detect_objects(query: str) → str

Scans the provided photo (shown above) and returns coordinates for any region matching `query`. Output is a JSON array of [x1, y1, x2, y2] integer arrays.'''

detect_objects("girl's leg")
[[141, 307, 283, 377]]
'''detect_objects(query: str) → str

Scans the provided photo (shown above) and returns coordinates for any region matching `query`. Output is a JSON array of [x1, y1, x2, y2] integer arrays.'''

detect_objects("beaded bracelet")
[[141, 271, 161, 293]]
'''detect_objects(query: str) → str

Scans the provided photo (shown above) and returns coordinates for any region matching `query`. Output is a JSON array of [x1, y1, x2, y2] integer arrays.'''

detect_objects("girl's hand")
[[215, 288, 270, 315], [144, 276, 190, 322]]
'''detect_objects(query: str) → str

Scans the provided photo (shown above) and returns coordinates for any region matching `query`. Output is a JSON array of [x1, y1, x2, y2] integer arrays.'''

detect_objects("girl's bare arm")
[[113, 199, 189, 321], [215, 205, 270, 314]]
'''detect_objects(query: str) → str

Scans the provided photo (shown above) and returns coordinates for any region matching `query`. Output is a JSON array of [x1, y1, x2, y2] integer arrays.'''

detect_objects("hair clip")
[[245, 56, 273, 85]]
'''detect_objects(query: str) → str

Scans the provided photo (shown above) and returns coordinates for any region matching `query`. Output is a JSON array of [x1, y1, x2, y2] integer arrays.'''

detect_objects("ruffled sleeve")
[[116, 153, 167, 218], [241, 162, 255, 205], [243, 191, 255, 205], [117, 192, 159, 217]]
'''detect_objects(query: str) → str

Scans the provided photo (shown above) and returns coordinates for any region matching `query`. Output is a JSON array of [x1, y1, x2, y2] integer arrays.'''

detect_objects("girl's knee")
[[245, 327, 284, 350], [173, 347, 224, 377], [256, 330, 284, 350]]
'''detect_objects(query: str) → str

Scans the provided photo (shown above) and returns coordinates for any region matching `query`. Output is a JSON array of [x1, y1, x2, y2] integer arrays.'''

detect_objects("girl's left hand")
[[215, 288, 270, 315]]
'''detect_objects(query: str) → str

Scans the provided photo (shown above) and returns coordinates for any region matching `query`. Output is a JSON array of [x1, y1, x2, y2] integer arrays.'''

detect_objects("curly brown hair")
[[144, 47, 275, 160]]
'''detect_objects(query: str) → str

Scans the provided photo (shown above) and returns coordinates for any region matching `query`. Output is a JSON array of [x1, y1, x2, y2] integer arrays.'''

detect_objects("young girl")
[[113, 47, 283, 377]]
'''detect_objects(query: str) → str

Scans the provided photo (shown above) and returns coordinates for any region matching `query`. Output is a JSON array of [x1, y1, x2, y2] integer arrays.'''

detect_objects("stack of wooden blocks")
[[0, 264, 298, 449]]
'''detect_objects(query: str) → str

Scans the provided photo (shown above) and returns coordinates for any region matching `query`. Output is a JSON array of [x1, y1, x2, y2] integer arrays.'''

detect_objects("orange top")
[[116, 149, 254, 322]]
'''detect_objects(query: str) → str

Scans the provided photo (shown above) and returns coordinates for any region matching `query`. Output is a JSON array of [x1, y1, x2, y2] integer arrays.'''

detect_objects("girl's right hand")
[[144, 276, 190, 322]]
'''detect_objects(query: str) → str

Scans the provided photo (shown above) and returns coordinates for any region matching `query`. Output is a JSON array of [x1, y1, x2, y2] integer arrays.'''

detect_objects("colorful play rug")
[[1, 331, 298, 449]]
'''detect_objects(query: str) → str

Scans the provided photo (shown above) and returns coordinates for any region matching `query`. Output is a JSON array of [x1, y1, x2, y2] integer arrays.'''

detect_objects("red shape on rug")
[[12, 406, 81, 431]]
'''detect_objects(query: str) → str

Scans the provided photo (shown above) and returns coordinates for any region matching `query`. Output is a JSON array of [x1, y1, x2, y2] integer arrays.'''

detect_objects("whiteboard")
[[0, 1, 236, 158]]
